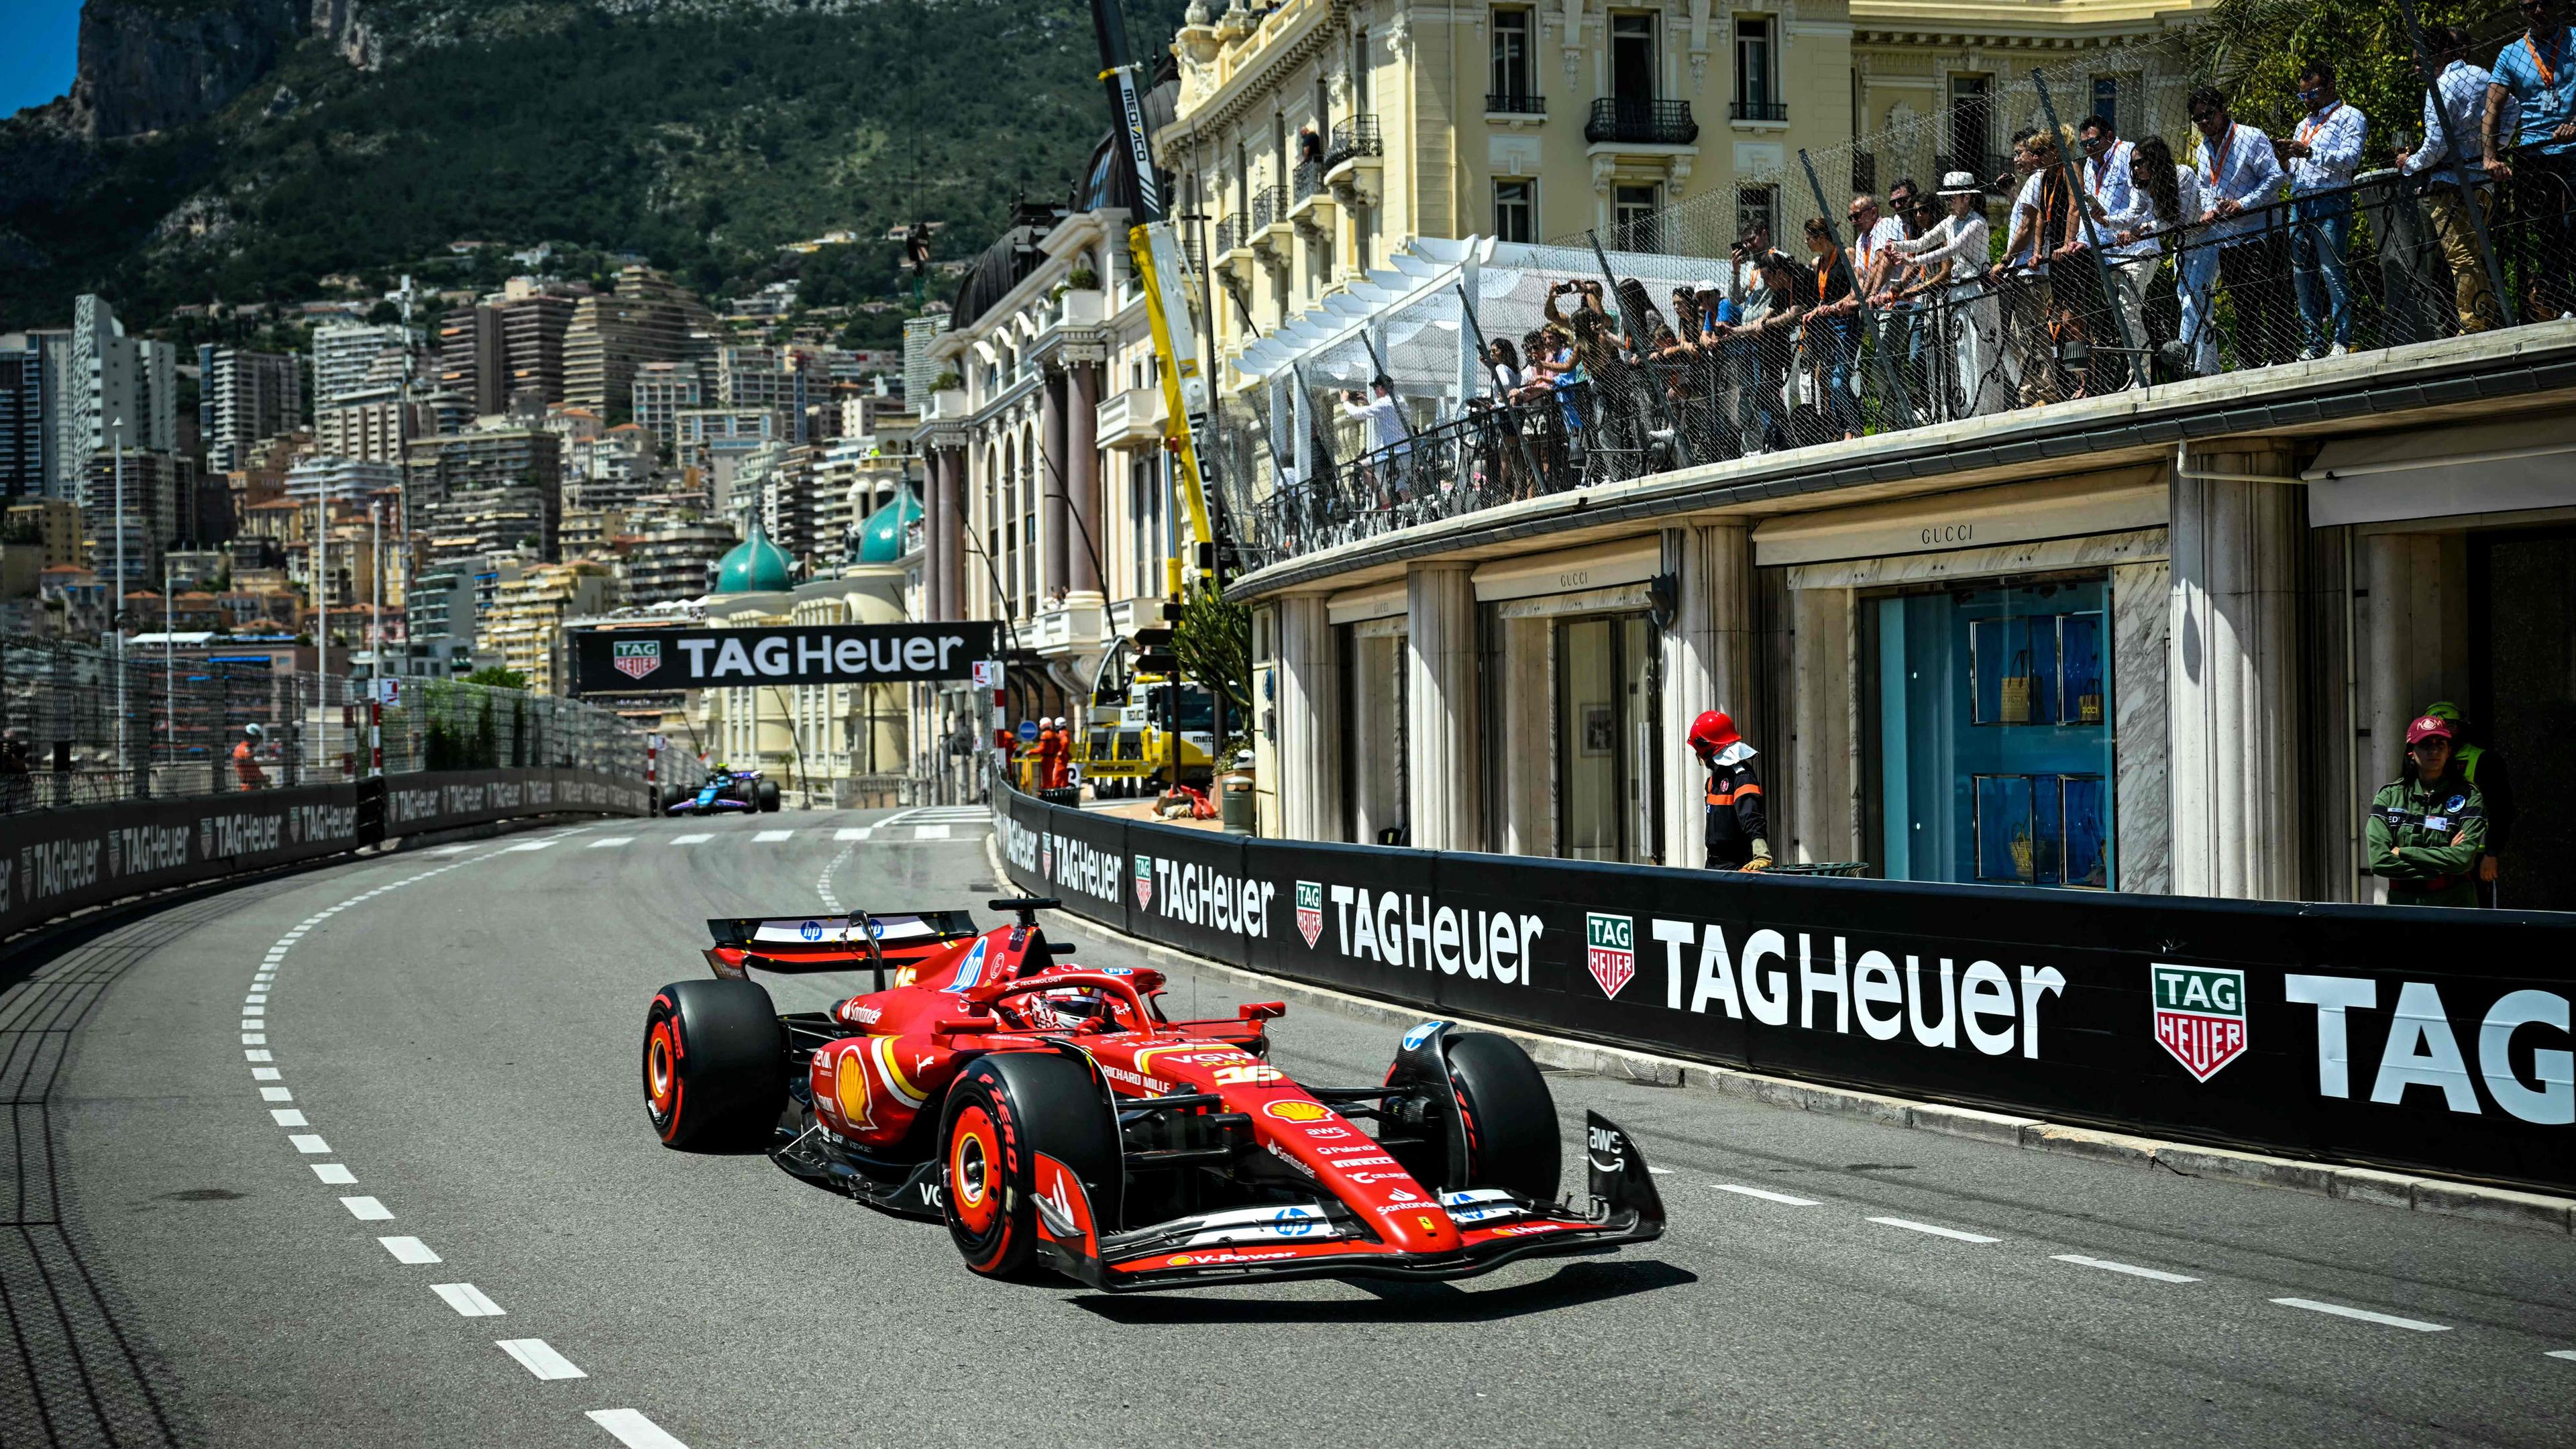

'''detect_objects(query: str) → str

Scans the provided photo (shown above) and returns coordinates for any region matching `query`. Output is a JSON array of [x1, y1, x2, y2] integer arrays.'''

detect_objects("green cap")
[[2423, 700, 2462, 722]]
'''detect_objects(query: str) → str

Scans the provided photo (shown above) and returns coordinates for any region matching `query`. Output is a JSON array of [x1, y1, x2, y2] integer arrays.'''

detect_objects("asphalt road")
[[8, 806, 2575, 1447]]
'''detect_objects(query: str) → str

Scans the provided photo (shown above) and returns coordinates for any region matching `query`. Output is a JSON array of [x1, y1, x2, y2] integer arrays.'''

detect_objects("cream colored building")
[[687, 569, 920, 808], [480, 562, 617, 694]]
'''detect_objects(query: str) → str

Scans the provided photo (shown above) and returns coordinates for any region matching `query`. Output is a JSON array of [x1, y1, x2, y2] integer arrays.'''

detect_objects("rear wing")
[[704, 911, 981, 979]]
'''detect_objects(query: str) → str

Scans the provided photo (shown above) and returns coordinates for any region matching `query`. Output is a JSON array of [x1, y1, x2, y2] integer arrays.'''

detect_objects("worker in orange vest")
[[1689, 710, 1770, 871], [232, 723, 269, 791], [1047, 716, 1076, 790]]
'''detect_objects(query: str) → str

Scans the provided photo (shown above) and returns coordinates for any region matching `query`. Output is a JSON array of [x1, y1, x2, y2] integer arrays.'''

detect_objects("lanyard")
[[1815, 250, 1841, 298], [2086, 143, 2120, 197], [2203, 123, 2235, 185], [2296, 103, 2344, 150], [2528, 32, 2564, 90]]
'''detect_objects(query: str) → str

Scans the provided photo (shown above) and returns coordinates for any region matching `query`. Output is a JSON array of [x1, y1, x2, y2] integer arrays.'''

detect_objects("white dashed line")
[[588, 837, 634, 848], [311, 1164, 356, 1185], [260, 1087, 292, 1102], [670, 833, 712, 845], [241, 1033, 266, 1045], [379, 1236, 441, 1265], [339, 1195, 394, 1222], [754, 829, 794, 842], [496, 1338, 588, 1381], [245, 994, 268, 1004], [239, 1020, 264, 1032], [2271, 1297, 2451, 1332], [245, 1050, 272, 1062], [504, 840, 556, 852], [432, 1283, 506, 1318], [290, 1134, 331, 1154], [2053, 1254, 2200, 1283], [588, 1408, 690, 1448], [1715, 1184, 1820, 1205], [835, 826, 873, 841], [913, 824, 952, 840], [2547, 1350, 2576, 1362], [252, 1067, 282, 1081], [1868, 1216, 2000, 1244], [430, 845, 475, 855], [270, 1109, 309, 1127]]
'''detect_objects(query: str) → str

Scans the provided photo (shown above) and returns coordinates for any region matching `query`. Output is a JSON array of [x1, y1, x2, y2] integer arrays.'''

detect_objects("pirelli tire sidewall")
[[939, 1051, 1121, 1278], [1445, 1031, 1562, 1203], [642, 978, 786, 1150]]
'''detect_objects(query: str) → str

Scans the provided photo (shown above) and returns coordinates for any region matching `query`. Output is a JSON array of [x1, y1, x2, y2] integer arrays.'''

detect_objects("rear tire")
[[939, 1051, 1121, 1278], [1444, 1032, 1562, 1203], [757, 780, 782, 812], [643, 979, 785, 1150]]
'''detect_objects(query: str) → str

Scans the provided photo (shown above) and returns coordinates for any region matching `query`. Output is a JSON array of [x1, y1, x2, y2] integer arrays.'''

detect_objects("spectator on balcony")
[[1797, 217, 1866, 441], [1841, 193, 1914, 418], [1886, 170, 2000, 419], [2399, 24, 2505, 334], [2110, 136, 2211, 371], [2275, 62, 2369, 359], [2003, 129, 2084, 405], [2068, 113, 2157, 388], [2484, 0, 2576, 321], [1297, 123, 1324, 170], [1340, 376, 1409, 496], [2186, 85, 2293, 368], [1741, 251, 1806, 450]]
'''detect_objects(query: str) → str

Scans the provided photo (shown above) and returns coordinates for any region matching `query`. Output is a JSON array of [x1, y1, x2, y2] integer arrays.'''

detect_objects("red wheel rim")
[[949, 1104, 1000, 1235], [646, 1020, 678, 1117]]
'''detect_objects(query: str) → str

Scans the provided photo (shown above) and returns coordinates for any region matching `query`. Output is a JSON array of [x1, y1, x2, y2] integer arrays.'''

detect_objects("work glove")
[[1741, 837, 1772, 873]]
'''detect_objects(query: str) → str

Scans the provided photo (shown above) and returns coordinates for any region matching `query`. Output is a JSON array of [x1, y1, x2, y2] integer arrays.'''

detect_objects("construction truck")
[[1079, 631, 1216, 798]]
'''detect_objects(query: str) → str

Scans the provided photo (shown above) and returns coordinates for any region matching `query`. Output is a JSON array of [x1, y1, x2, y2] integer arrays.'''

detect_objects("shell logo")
[[1263, 1099, 1332, 1123], [835, 1045, 873, 1127], [1167, 1254, 1194, 1267]]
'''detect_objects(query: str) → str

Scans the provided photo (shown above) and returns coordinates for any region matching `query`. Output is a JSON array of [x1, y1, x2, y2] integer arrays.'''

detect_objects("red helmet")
[[1688, 710, 1740, 757]]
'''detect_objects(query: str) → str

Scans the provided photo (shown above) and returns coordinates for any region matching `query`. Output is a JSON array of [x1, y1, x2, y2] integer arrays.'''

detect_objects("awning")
[[2304, 414, 2576, 527]]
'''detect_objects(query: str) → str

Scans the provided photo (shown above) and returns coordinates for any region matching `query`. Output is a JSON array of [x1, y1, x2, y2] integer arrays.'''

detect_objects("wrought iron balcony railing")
[[1486, 91, 1546, 115], [1585, 97, 1699, 146], [1214, 215, 1244, 254], [1324, 115, 1383, 168], [1729, 99, 1788, 123], [1250, 184, 1286, 232]]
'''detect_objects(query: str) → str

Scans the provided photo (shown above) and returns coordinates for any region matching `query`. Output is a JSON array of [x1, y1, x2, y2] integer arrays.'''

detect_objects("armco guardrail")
[[998, 788, 2576, 1194], [3, 768, 647, 942]]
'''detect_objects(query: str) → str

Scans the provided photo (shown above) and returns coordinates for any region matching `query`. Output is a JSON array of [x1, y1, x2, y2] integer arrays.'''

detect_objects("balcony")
[[1096, 384, 1167, 451], [1729, 99, 1788, 124], [1289, 160, 1335, 228], [1486, 91, 1546, 116], [1586, 97, 1699, 146], [1323, 115, 1383, 170], [1214, 216, 1244, 255], [1250, 184, 1285, 233]]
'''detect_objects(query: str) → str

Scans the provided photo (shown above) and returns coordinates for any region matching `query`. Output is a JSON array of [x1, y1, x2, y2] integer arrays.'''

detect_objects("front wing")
[[1028, 1110, 1666, 1293]]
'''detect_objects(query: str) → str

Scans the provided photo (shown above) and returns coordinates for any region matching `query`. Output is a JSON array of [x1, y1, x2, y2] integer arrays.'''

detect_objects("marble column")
[[1406, 563, 1479, 851], [1065, 363, 1102, 598], [1659, 521, 1755, 869], [1040, 369, 1069, 601], [2111, 556, 2171, 893], [921, 449, 948, 621], [936, 447, 967, 623], [2167, 441, 2304, 900], [1276, 594, 1342, 841], [1789, 584, 1857, 865]]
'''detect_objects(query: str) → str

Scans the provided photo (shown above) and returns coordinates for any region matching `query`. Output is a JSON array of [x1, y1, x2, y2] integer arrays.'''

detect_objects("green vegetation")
[[1, 0, 1181, 338], [462, 666, 529, 690], [1172, 580, 1251, 722]]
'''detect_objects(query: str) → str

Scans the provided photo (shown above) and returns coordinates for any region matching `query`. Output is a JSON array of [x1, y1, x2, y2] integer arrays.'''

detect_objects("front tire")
[[938, 1051, 1122, 1278], [643, 979, 785, 1150], [1444, 1032, 1562, 1202]]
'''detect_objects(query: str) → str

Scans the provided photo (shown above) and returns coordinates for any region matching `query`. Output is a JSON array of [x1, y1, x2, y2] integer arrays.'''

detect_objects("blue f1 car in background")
[[667, 765, 782, 816]]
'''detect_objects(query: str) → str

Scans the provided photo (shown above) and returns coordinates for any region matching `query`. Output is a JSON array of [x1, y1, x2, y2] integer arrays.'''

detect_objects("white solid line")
[[379, 1235, 441, 1265], [588, 1408, 690, 1448], [496, 1338, 587, 1381], [432, 1283, 506, 1318], [431, 845, 474, 855], [1715, 1183, 1821, 1205], [260, 1086, 292, 1102], [588, 837, 634, 848], [835, 826, 873, 841], [754, 829, 794, 841], [2546, 1350, 2576, 1362], [671, 833, 712, 845], [2053, 1253, 2201, 1284], [244, 1049, 273, 1062], [339, 1195, 394, 1222], [2271, 1297, 2452, 1332], [270, 1108, 309, 1127], [251, 1067, 281, 1081], [1869, 1216, 2001, 1244], [289, 1133, 331, 1153], [311, 1163, 356, 1185], [914, 824, 953, 840]]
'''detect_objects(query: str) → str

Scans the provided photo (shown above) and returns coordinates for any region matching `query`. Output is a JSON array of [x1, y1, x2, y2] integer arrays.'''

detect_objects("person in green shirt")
[[2367, 714, 2489, 908]]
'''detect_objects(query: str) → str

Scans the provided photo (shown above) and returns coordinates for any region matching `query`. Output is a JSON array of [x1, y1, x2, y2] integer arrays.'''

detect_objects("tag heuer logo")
[[1133, 854, 1154, 910], [1040, 837, 1053, 879], [1585, 912, 1635, 999], [612, 639, 662, 680], [2151, 963, 2248, 1081], [1295, 881, 1324, 949]]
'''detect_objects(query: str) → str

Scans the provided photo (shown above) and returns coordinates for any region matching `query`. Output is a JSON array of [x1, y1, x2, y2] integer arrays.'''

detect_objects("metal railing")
[[1292, 160, 1324, 203], [1729, 100, 1788, 123], [1214, 215, 1245, 255], [1487, 92, 1546, 115], [1223, 164, 2576, 572], [1250, 184, 1286, 233], [1324, 115, 1383, 168], [0, 634, 647, 815], [1585, 98, 1698, 146]]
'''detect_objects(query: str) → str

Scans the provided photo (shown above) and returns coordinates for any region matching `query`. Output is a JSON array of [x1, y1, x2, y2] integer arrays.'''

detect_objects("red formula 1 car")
[[640, 898, 1665, 1291]]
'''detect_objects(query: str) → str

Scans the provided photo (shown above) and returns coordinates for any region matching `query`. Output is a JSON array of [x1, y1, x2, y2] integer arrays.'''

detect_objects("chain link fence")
[[1209, 21, 2575, 571], [0, 635, 646, 816]]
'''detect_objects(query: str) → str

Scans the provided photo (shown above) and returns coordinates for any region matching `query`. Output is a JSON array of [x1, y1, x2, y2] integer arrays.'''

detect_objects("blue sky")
[[3, 0, 83, 115]]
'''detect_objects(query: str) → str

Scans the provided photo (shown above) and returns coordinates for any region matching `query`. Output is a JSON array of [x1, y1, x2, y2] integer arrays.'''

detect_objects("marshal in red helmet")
[[1687, 710, 1771, 871]]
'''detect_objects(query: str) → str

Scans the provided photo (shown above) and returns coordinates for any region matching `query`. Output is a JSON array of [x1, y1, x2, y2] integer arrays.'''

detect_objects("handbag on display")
[[1998, 647, 2037, 724]]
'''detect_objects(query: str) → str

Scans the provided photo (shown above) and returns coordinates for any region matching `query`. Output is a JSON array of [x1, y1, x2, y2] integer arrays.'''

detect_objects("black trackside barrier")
[[2, 767, 647, 943], [996, 787, 2576, 1193]]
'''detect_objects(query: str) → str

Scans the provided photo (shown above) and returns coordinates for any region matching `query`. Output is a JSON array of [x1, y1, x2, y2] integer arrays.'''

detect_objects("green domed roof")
[[714, 519, 794, 593], [857, 488, 924, 565]]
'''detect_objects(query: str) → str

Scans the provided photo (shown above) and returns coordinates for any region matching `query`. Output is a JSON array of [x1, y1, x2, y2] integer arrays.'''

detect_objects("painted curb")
[[990, 827, 2575, 1236]]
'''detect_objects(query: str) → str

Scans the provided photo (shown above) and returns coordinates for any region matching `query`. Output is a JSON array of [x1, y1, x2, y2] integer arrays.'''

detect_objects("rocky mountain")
[[1, 0, 1175, 337]]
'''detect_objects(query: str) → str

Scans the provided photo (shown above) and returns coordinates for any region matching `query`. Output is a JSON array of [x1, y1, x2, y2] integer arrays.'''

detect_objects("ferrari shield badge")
[[1295, 881, 1324, 948], [1133, 853, 1154, 910], [612, 639, 661, 680], [1585, 912, 1635, 1000], [2151, 963, 2248, 1081]]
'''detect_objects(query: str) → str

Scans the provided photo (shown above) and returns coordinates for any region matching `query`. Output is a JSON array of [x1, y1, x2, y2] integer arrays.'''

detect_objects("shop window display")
[[1871, 576, 2113, 888]]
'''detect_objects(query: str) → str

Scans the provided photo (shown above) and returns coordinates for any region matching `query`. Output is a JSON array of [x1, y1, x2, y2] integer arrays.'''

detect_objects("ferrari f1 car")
[[640, 898, 1665, 1291], [666, 765, 781, 817]]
